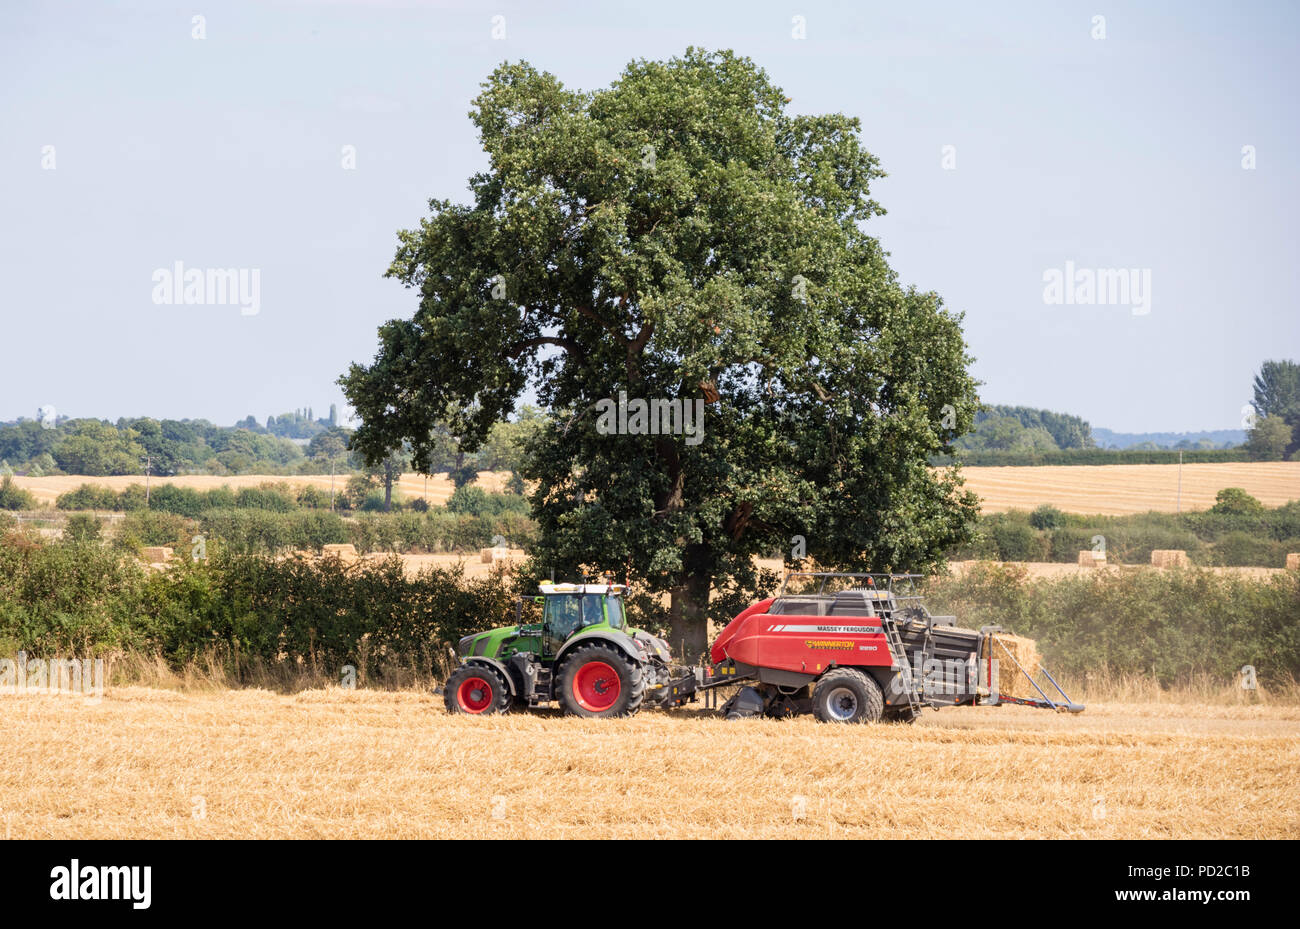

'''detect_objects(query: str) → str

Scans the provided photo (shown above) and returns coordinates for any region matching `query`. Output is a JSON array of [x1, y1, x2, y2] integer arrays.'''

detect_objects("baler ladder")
[[883, 618, 924, 714]]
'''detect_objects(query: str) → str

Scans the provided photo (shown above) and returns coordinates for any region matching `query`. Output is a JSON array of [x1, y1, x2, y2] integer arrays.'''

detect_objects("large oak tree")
[[342, 49, 980, 655]]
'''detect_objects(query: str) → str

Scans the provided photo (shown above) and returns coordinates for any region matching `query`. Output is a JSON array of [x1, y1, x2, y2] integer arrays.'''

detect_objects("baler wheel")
[[812, 669, 884, 724], [557, 643, 645, 718], [444, 663, 512, 716]]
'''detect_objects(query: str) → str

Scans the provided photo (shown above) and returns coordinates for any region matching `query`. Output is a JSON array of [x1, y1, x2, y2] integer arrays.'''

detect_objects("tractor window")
[[604, 597, 624, 629], [580, 594, 604, 629], [545, 595, 582, 641]]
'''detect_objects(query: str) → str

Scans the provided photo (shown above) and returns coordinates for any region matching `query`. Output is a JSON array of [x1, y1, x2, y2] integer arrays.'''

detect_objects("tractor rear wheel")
[[444, 664, 511, 716], [812, 669, 884, 724], [557, 643, 645, 718]]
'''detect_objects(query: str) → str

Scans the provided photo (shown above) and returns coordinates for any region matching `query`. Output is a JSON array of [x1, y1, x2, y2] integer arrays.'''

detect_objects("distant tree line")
[[945, 359, 1300, 465], [952, 404, 1094, 455], [0, 406, 545, 483], [932, 447, 1250, 467]]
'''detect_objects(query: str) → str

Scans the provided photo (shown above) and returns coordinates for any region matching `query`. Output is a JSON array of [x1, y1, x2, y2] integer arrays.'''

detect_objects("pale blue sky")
[[2, 0, 1297, 432]]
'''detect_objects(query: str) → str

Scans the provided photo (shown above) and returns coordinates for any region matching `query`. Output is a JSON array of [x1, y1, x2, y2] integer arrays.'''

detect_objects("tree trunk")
[[667, 558, 712, 662], [383, 461, 394, 511]]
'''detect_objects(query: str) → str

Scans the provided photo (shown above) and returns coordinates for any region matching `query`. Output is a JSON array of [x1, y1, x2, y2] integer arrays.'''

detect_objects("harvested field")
[[1, 687, 1294, 839], [13, 463, 1297, 516], [944, 560, 1285, 580], [7, 471, 515, 508], [335, 555, 1286, 583], [957, 461, 1300, 515]]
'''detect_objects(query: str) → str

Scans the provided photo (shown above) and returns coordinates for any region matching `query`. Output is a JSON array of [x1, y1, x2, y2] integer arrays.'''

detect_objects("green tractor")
[[443, 578, 696, 718]]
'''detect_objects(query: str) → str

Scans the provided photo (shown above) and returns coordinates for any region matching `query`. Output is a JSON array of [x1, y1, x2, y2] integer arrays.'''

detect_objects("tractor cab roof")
[[538, 582, 626, 595]]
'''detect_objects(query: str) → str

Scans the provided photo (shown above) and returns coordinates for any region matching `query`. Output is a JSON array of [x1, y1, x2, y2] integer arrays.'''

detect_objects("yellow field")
[[9, 471, 514, 508], [958, 462, 1299, 515], [11, 462, 1297, 515], [1, 687, 1295, 839]]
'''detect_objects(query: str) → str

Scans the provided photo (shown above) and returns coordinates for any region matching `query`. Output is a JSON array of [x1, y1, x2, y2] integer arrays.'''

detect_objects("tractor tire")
[[812, 668, 884, 724], [444, 664, 512, 716], [557, 643, 645, 718]]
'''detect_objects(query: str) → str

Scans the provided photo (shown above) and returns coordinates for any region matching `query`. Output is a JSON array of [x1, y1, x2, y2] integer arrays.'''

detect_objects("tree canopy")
[[1247, 360, 1300, 460], [341, 49, 980, 652]]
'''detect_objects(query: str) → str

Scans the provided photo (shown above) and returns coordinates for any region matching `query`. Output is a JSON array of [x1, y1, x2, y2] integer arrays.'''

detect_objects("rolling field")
[[959, 461, 1300, 515], [7, 471, 515, 508], [2, 687, 1296, 839], [11, 462, 1298, 515]]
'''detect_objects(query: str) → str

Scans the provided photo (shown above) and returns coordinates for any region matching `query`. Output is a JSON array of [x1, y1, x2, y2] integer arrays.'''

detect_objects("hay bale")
[[141, 546, 173, 564], [981, 633, 1043, 702], [1077, 549, 1106, 567], [1150, 549, 1189, 568], [321, 543, 359, 565], [1287, 553, 1300, 571], [480, 547, 525, 563]]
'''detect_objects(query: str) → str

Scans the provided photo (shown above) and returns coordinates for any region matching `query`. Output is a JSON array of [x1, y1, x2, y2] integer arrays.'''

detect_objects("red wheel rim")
[[456, 676, 493, 713], [573, 661, 621, 712]]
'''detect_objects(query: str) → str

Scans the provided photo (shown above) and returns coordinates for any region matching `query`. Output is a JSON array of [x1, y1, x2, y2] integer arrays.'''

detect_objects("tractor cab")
[[536, 581, 627, 655]]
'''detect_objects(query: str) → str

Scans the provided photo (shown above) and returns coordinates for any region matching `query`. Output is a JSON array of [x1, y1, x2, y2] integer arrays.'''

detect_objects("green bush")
[[0, 476, 37, 510], [0, 534, 519, 676], [1100, 521, 1203, 565], [447, 486, 529, 518], [118, 484, 148, 511], [296, 485, 327, 509], [1211, 487, 1266, 516], [63, 514, 102, 543], [198, 509, 348, 554], [1029, 504, 1065, 530], [55, 484, 120, 511], [147, 484, 205, 518], [446, 485, 489, 516], [341, 475, 373, 510], [984, 514, 1048, 561], [1206, 531, 1288, 568], [0, 535, 151, 654], [233, 485, 295, 512], [116, 510, 194, 550], [925, 563, 1300, 683], [449, 464, 479, 488], [953, 502, 1300, 566]]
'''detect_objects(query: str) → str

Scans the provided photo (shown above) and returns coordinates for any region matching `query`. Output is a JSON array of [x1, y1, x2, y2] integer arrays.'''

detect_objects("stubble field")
[[2, 687, 1295, 839], [11, 462, 1298, 515], [959, 461, 1300, 515]]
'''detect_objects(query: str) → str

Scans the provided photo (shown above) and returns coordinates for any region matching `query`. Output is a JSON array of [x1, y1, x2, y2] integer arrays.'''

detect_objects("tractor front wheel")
[[444, 664, 511, 716], [557, 644, 645, 718], [812, 669, 884, 724]]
